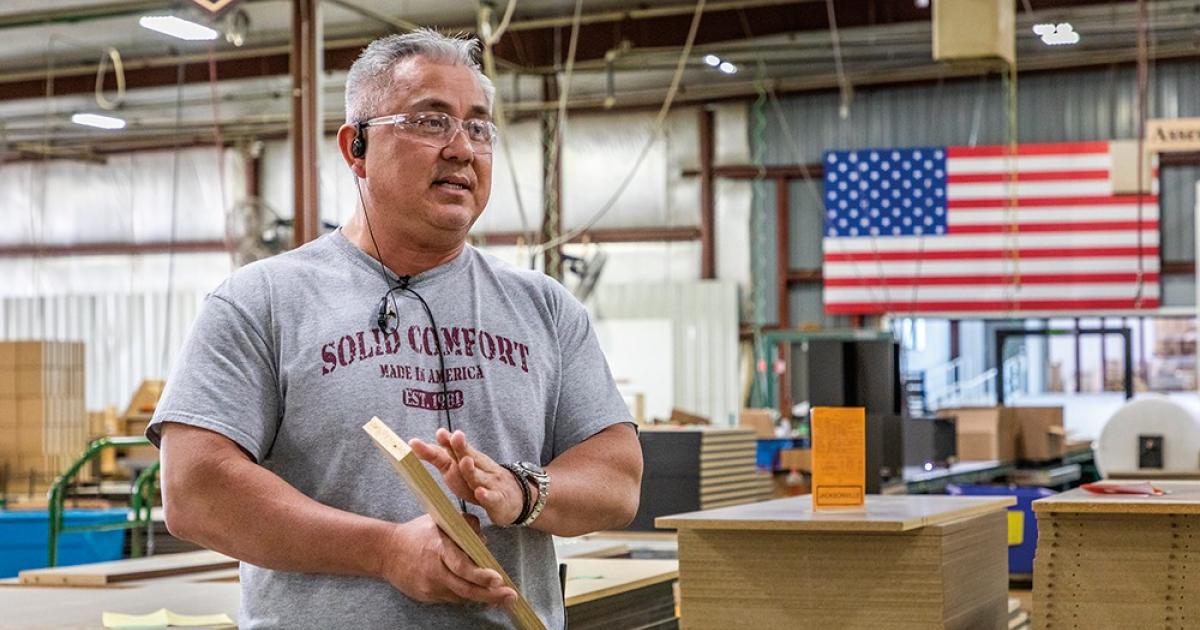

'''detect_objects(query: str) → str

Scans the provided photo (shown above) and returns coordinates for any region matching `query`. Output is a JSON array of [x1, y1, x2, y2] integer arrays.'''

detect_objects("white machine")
[[1095, 395, 1200, 477]]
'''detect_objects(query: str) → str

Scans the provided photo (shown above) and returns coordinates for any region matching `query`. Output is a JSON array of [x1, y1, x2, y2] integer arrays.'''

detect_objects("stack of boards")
[[657, 495, 1015, 629], [564, 558, 678, 630], [631, 426, 770, 530], [1007, 598, 1030, 630], [17, 549, 237, 586], [1033, 481, 1200, 628]]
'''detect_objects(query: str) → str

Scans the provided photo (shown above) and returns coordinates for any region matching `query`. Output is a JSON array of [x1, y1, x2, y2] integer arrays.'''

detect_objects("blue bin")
[[945, 484, 1054, 576], [0, 509, 128, 578], [756, 438, 797, 470]]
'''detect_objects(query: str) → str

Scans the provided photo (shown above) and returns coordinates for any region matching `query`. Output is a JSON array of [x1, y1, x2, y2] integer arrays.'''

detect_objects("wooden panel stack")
[[0, 341, 87, 496], [1032, 481, 1200, 629], [564, 558, 679, 630], [658, 495, 1015, 630], [631, 427, 771, 531]]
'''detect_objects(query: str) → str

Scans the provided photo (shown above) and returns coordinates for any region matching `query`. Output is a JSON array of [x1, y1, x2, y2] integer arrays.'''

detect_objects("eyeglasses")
[[360, 111, 498, 155]]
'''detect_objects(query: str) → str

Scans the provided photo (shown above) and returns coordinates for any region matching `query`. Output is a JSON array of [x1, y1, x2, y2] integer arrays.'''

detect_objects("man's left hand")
[[410, 429, 528, 526]]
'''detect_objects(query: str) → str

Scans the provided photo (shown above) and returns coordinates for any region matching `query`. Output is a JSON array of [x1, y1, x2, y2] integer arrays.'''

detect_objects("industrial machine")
[[1096, 395, 1200, 477]]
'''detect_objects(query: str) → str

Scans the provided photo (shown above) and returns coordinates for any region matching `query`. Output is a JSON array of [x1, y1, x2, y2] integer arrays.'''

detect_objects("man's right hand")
[[378, 514, 518, 607]]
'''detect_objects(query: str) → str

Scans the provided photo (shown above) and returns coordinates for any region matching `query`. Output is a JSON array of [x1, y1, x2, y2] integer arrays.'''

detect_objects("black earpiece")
[[350, 122, 367, 159]]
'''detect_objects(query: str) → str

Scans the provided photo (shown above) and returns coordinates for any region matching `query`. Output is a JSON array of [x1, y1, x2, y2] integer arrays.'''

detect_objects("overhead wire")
[[158, 59, 185, 378], [532, 0, 707, 254], [478, 2, 535, 263], [94, 47, 125, 111]]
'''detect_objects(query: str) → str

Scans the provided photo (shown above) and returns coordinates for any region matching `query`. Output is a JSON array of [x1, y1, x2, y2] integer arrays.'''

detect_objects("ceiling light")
[[139, 15, 219, 41], [915, 0, 930, 7], [703, 54, 721, 67], [1033, 23, 1080, 46], [71, 113, 126, 130], [718, 61, 738, 75]]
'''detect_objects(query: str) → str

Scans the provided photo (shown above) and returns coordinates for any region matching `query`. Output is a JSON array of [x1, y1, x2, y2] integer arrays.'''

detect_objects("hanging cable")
[[479, 4, 534, 264], [159, 60, 185, 378], [532, 0, 706, 254], [484, 0, 519, 47], [1134, 0, 1149, 306], [824, 0, 853, 119], [94, 47, 125, 111]]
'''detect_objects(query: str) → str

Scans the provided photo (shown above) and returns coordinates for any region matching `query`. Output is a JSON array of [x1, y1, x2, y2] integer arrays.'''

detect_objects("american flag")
[[821, 142, 1159, 314]]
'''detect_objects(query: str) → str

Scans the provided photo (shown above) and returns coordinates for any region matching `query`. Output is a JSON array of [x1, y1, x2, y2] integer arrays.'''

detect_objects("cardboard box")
[[739, 408, 776, 439], [0, 369, 15, 397], [0, 343, 16, 368], [15, 368, 47, 396], [779, 448, 812, 473], [1012, 406, 1065, 462], [14, 342, 46, 369], [940, 407, 1018, 462]]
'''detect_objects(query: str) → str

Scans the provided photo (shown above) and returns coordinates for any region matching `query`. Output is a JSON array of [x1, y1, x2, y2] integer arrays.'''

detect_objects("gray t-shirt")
[[147, 229, 633, 629]]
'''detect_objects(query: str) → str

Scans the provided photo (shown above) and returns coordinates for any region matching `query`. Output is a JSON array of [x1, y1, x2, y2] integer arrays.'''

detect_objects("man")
[[151, 29, 642, 629]]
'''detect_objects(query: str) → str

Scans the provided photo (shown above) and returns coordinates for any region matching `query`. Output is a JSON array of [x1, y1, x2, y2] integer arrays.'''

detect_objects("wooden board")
[[657, 494, 1014, 533], [0, 581, 239, 629], [1032, 480, 1200, 515], [553, 537, 630, 559], [563, 558, 678, 607], [18, 550, 237, 587], [363, 418, 546, 630]]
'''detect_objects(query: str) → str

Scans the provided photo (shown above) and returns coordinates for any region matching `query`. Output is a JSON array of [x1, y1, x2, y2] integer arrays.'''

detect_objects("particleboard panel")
[[18, 550, 237, 586], [674, 511, 1008, 629], [363, 417, 546, 630], [0, 582, 240, 629], [657, 494, 1014, 532], [554, 537, 631, 559], [1032, 481, 1200, 515], [563, 559, 678, 607]]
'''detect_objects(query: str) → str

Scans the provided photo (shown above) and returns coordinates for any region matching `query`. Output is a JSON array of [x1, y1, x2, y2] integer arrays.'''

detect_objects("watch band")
[[516, 463, 550, 528]]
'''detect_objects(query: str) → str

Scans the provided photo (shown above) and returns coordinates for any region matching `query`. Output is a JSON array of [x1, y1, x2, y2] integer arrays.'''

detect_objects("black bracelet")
[[502, 464, 532, 526]]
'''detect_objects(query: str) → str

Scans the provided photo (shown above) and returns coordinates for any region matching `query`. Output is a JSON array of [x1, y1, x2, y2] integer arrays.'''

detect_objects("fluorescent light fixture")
[[703, 54, 721, 67], [71, 113, 126, 130], [718, 61, 737, 75], [139, 15, 219, 41], [915, 0, 930, 7], [1033, 23, 1080, 46]]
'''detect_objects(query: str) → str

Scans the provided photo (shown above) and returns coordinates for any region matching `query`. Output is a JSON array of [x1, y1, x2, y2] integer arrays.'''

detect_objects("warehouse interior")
[[2, 0, 1200, 628]]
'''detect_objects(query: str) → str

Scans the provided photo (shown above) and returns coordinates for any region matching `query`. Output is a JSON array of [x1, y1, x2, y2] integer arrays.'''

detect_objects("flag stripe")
[[825, 283, 1158, 302], [946, 170, 1110, 183], [946, 142, 1110, 157], [825, 258, 1158, 277], [950, 207, 1159, 225], [948, 221, 1158, 234], [948, 181, 1113, 199], [946, 155, 1111, 174], [825, 298, 1161, 314], [824, 273, 1160, 287], [824, 246, 1159, 262], [948, 195, 1158, 209], [824, 232, 1158, 253]]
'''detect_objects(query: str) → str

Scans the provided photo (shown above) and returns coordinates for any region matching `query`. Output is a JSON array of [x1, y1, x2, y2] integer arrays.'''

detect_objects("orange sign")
[[811, 407, 865, 510], [189, 0, 242, 15]]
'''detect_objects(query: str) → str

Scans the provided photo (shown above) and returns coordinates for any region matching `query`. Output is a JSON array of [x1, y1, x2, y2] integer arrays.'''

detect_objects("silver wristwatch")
[[512, 462, 550, 527]]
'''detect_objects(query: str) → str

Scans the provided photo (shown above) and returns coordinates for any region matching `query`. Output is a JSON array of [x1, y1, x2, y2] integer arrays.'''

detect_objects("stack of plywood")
[[1033, 481, 1200, 628], [658, 495, 1015, 629], [0, 341, 86, 496], [631, 426, 771, 530], [564, 558, 678, 630]]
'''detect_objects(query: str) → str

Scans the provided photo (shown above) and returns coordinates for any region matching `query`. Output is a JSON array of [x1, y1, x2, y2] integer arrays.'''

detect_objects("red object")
[[1081, 482, 1164, 496]]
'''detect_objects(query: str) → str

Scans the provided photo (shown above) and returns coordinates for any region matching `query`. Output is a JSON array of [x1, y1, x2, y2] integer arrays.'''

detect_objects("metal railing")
[[46, 436, 160, 567]]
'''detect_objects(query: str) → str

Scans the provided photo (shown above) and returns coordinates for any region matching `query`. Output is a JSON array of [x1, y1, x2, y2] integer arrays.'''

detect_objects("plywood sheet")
[[18, 550, 237, 586], [0, 582, 240, 629], [563, 559, 678, 607], [657, 494, 1014, 532], [363, 418, 546, 630]]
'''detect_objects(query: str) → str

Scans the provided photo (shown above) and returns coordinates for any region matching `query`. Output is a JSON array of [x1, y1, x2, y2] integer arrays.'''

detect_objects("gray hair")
[[344, 28, 496, 123]]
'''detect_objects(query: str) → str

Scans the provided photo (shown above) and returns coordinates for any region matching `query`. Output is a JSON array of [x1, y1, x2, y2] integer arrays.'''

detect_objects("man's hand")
[[409, 429, 528, 526], [378, 514, 517, 606]]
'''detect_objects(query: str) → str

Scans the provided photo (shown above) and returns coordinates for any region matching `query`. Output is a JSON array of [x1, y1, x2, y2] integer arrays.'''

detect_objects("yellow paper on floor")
[[102, 608, 235, 628]]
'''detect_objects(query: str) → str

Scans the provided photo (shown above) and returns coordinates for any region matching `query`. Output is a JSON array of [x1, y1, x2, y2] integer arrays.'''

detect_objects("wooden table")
[[658, 494, 1015, 629], [1033, 481, 1200, 629]]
